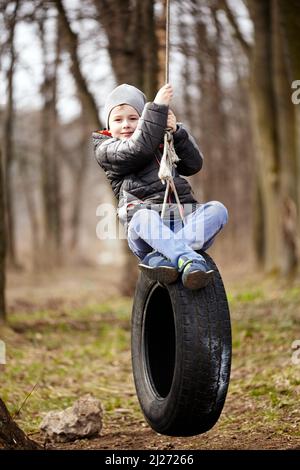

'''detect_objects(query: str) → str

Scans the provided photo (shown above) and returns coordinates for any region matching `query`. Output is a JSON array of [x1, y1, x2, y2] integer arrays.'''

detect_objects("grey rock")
[[40, 395, 103, 443]]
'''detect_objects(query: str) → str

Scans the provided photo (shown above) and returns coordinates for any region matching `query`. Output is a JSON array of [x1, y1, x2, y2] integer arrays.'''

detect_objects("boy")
[[93, 83, 228, 289]]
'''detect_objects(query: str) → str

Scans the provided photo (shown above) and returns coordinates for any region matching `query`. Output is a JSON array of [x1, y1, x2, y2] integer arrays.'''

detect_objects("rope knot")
[[158, 130, 180, 183]]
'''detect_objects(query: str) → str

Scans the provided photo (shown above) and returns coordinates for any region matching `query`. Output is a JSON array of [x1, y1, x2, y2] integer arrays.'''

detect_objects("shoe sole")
[[183, 269, 214, 290], [139, 264, 179, 285]]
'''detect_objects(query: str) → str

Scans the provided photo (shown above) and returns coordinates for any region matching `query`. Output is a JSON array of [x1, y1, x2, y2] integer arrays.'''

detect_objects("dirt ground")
[[36, 406, 300, 451], [3, 261, 300, 451]]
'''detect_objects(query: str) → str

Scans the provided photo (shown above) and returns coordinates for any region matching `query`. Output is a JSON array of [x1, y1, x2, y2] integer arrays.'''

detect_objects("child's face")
[[109, 105, 140, 140]]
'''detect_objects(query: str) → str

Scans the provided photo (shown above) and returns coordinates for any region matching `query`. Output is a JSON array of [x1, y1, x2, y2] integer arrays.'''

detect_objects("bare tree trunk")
[[193, 4, 222, 201], [272, 0, 298, 275], [52, 18, 63, 262], [95, 0, 159, 295], [38, 10, 62, 266], [56, 117, 90, 253], [210, 5, 231, 200], [221, 0, 299, 274], [276, 0, 300, 270], [94, 0, 158, 99], [177, 2, 193, 124], [18, 156, 41, 269], [69, 134, 88, 250], [253, 179, 265, 266], [3, 0, 20, 268], [141, 0, 159, 99], [94, 0, 132, 84], [55, 0, 103, 255], [156, 0, 167, 88], [0, 147, 6, 323], [0, 398, 41, 449], [56, 0, 101, 130], [248, 0, 280, 273]]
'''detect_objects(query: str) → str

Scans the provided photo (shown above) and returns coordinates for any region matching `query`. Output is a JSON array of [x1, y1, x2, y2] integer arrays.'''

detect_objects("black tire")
[[131, 251, 231, 437]]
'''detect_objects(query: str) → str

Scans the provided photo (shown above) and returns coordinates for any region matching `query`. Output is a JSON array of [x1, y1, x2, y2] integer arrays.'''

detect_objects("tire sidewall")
[[131, 252, 231, 435], [132, 278, 203, 432]]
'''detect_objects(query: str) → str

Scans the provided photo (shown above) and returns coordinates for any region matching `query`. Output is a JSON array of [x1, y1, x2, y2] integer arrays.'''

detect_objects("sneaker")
[[178, 255, 214, 290], [139, 251, 179, 285]]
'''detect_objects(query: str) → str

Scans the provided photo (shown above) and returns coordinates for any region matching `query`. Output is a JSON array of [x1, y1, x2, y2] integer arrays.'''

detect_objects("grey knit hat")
[[104, 84, 147, 129]]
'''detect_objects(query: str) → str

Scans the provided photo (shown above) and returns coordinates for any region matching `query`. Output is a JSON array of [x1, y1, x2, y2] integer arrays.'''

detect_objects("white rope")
[[159, 131, 184, 222], [158, 131, 179, 180], [159, 0, 184, 223], [165, 0, 170, 84]]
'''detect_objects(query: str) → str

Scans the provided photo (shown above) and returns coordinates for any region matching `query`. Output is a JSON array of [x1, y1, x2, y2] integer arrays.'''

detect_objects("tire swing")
[[131, 252, 231, 437], [130, 0, 231, 437]]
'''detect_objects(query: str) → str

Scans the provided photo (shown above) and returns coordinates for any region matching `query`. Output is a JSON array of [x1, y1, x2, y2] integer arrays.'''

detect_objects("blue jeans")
[[127, 201, 228, 266]]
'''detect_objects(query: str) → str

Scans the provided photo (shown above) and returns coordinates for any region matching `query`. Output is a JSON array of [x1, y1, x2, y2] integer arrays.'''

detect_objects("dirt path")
[[39, 416, 300, 451]]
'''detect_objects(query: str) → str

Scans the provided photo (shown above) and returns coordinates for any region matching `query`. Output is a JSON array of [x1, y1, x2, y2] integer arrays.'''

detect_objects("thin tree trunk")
[[194, 6, 217, 200], [156, 0, 167, 88], [177, 2, 193, 124], [253, 176, 265, 266], [0, 147, 6, 323], [248, 0, 280, 273], [18, 157, 41, 269], [39, 11, 61, 266], [69, 136, 88, 250], [3, 0, 19, 268], [51, 18, 63, 262]]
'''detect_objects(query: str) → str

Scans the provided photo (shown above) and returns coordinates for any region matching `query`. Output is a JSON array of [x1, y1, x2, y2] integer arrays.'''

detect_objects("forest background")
[[0, 0, 300, 451]]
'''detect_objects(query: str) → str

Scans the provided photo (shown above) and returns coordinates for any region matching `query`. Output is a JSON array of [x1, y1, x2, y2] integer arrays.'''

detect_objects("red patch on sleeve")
[[97, 130, 112, 137]]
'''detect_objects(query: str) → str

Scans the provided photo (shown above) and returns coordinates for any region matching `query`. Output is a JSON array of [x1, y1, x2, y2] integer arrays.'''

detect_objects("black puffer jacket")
[[92, 102, 203, 210]]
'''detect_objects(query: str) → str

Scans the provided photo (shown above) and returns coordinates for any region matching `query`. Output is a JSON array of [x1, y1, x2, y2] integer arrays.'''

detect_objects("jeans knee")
[[209, 201, 228, 227], [130, 208, 159, 234]]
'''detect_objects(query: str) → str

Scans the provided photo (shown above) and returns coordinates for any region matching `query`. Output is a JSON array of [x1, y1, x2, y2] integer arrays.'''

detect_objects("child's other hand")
[[154, 83, 173, 106], [167, 110, 177, 132]]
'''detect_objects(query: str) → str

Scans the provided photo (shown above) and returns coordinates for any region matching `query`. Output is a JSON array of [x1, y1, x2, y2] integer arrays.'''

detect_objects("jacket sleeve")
[[94, 102, 168, 177], [172, 124, 203, 176]]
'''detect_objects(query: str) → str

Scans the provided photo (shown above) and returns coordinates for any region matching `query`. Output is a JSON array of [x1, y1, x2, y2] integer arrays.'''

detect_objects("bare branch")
[[55, 0, 101, 129], [219, 0, 252, 58]]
